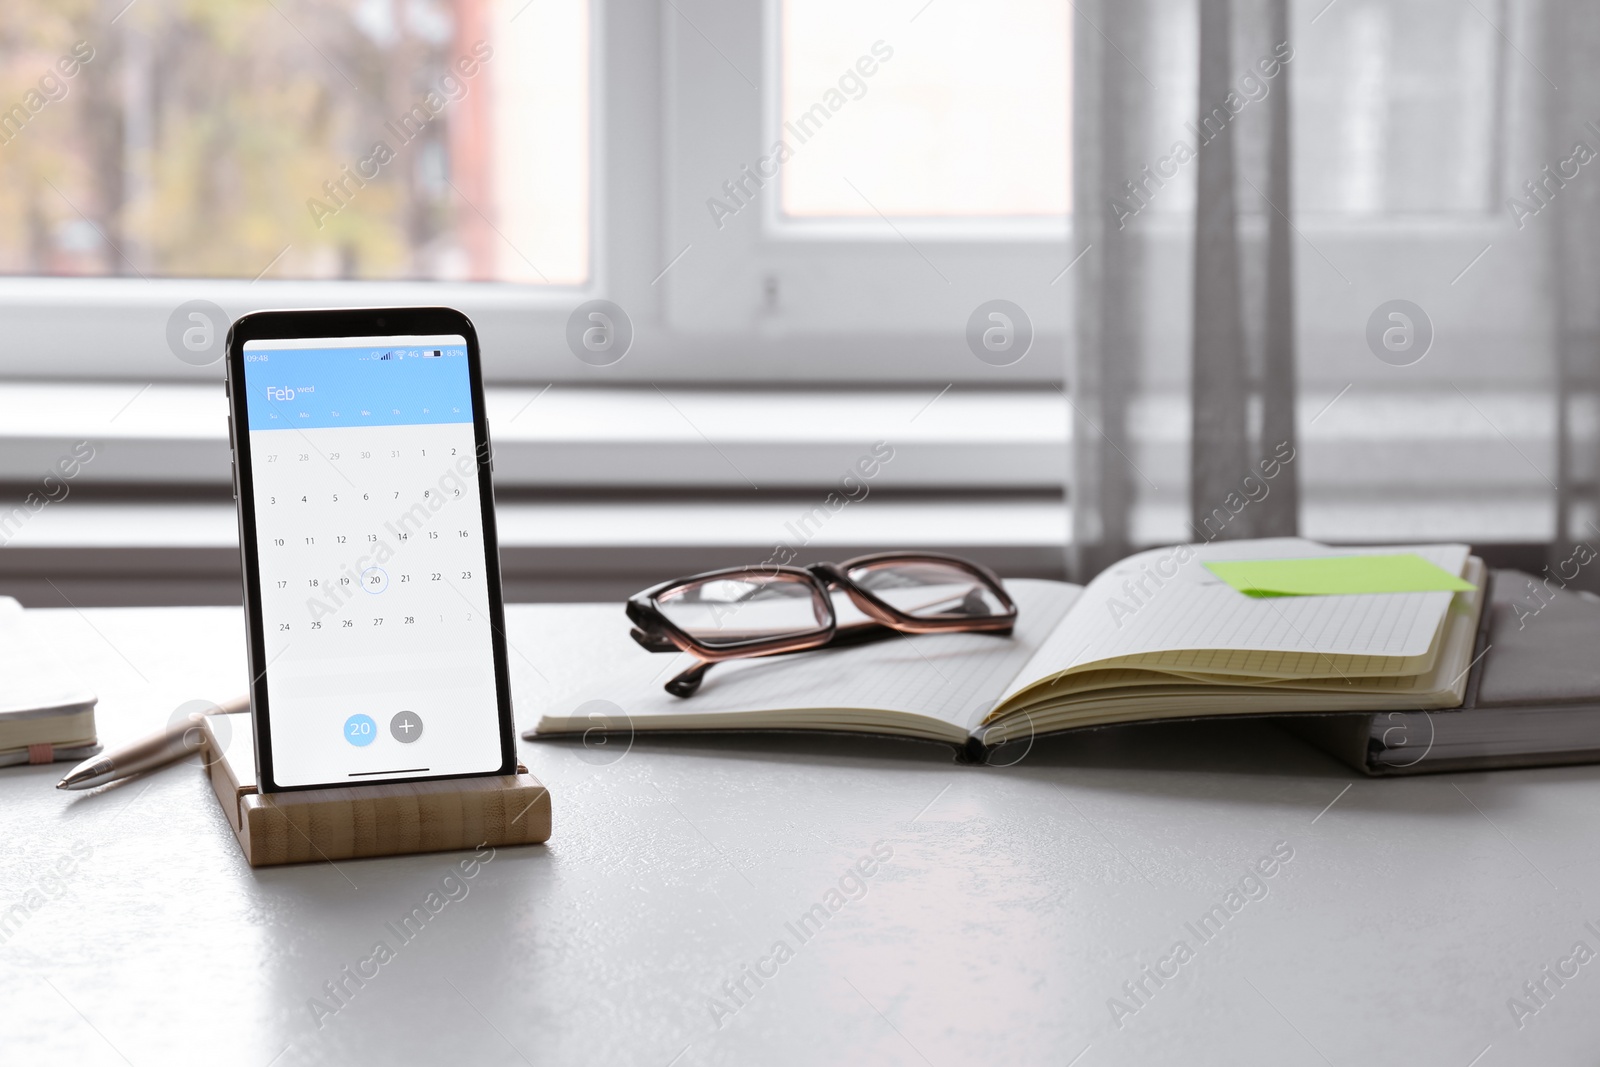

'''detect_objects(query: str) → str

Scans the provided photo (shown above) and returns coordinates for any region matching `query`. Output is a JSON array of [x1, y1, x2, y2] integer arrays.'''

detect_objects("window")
[[0, 0, 1527, 388], [0, 0, 589, 283]]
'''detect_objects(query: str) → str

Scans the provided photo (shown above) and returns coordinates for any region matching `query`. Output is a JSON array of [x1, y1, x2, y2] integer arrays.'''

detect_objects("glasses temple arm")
[[663, 621, 902, 698]]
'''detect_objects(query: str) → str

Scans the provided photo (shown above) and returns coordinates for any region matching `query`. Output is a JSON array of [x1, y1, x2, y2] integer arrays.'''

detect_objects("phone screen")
[[237, 333, 507, 788]]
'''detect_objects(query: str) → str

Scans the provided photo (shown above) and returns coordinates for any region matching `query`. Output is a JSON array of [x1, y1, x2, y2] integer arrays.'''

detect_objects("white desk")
[[3, 604, 1597, 1066]]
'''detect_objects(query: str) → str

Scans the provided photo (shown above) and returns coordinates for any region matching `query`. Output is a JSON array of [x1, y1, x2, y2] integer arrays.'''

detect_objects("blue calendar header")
[[240, 338, 474, 431]]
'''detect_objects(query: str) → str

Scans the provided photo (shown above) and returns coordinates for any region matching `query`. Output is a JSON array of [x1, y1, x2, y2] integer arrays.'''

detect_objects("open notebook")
[[530, 538, 1486, 757]]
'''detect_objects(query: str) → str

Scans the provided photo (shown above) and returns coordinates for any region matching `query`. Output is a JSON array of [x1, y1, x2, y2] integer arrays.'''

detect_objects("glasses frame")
[[626, 552, 1018, 697]]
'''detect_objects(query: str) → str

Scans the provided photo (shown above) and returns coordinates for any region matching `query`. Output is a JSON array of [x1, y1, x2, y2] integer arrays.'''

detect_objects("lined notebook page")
[[538, 580, 1080, 732], [1000, 539, 1471, 705]]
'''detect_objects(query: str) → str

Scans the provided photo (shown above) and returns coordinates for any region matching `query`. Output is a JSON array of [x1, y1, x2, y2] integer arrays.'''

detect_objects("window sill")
[[0, 380, 1065, 491], [0, 380, 1564, 606]]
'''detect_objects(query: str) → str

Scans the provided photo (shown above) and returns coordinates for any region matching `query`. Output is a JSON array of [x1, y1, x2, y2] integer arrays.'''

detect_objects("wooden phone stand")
[[200, 712, 550, 867]]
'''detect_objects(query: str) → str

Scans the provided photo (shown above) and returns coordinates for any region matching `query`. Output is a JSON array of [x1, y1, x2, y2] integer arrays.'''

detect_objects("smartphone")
[[224, 307, 516, 792]]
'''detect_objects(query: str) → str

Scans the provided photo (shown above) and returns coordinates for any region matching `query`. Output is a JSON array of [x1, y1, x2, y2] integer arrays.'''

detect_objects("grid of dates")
[[250, 423, 491, 658]]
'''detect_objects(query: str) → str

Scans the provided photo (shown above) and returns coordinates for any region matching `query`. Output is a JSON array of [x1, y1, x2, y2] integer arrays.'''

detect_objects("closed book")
[[0, 596, 99, 766], [1289, 569, 1600, 775]]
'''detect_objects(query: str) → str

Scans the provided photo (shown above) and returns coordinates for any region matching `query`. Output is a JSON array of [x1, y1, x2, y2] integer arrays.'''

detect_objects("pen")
[[56, 694, 250, 790]]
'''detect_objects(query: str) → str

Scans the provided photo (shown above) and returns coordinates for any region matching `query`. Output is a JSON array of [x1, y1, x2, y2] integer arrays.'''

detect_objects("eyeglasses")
[[626, 552, 1017, 697]]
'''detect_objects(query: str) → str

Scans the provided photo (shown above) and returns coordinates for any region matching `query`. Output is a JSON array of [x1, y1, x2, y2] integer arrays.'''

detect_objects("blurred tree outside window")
[[0, 0, 588, 283]]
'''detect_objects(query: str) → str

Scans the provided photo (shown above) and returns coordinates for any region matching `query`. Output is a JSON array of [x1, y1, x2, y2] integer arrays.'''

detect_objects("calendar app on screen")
[[239, 334, 505, 788]]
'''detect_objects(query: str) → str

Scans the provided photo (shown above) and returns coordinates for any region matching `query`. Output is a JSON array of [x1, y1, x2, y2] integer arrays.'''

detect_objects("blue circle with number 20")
[[344, 714, 377, 747]]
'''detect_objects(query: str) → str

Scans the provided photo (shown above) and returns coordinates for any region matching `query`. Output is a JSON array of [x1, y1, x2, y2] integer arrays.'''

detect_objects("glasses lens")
[[845, 559, 1007, 619], [655, 572, 829, 647]]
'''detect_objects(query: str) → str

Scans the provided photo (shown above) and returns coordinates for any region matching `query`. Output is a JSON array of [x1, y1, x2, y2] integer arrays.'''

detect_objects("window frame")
[[651, 0, 1071, 382]]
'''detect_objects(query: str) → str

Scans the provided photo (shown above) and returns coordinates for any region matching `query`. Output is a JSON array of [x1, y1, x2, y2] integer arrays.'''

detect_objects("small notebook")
[[1290, 570, 1600, 775], [529, 538, 1486, 758], [0, 596, 101, 767]]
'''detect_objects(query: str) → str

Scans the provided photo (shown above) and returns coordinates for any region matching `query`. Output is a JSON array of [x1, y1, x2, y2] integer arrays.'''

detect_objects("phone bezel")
[[225, 306, 518, 793]]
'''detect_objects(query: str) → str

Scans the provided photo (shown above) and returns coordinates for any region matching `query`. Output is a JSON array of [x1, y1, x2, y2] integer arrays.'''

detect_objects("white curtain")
[[1070, 0, 1298, 578], [1068, 0, 1562, 579], [1548, 6, 1600, 579]]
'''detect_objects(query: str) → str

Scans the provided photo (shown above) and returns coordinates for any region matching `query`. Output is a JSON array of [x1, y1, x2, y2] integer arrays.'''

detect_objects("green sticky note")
[[1203, 554, 1476, 598]]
